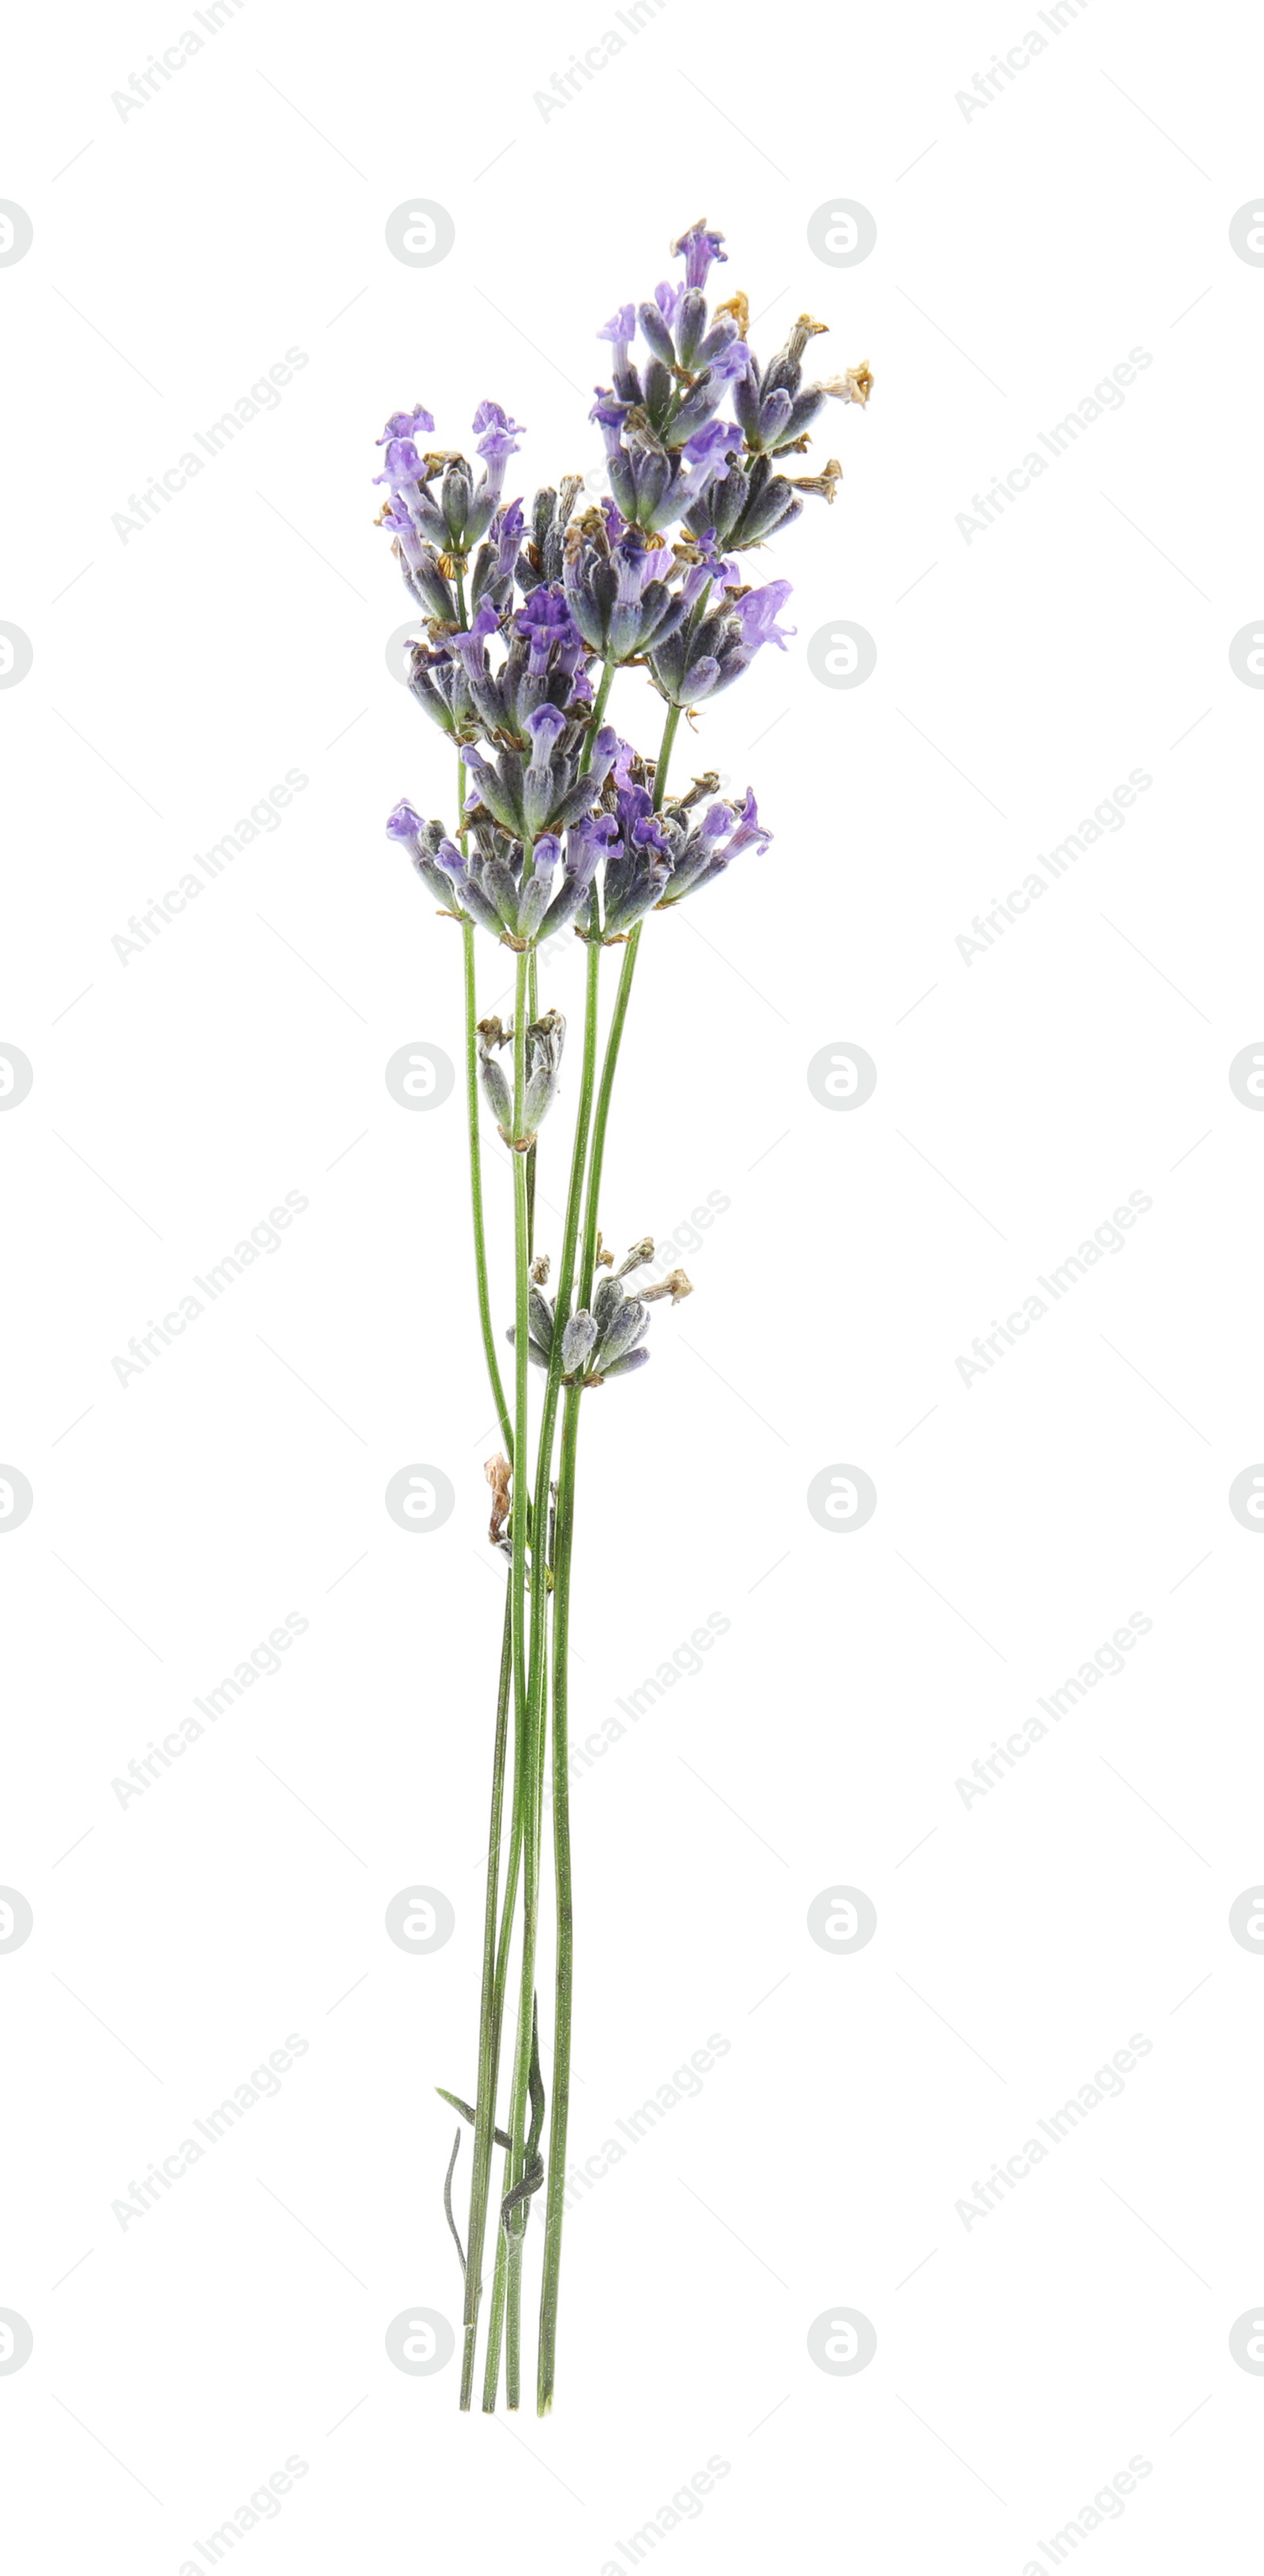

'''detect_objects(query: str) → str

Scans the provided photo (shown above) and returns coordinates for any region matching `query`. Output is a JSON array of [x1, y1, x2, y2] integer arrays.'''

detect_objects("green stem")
[[536, 1380, 579, 2412], [536, 694, 683, 2413], [498, 948, 534, 2411], [457, 1585, 514, 2407], [480, 653, 617, 2410], [587, 656, 616, 741], [463, 922, 514, 1459], [478, 1787, 524, 2410], [526, 949, 538, 1263], [475, 655, 623, 2410], [577, 700, 682, 1307]]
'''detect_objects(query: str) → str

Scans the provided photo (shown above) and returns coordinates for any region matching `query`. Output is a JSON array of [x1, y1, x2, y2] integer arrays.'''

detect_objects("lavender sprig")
[[371, 216, 873, 2419]]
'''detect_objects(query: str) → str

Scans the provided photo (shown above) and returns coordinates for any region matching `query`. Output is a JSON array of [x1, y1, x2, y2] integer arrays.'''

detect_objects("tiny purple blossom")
[[492, 497, 525, 576], [452, 595, 501, 682], [590, 392, 630, 460], [472, 400, 525, 463], [706, 336, 750, 385], [724, 788, 771, 857], [386, 798, 424, 847], [671, 221, 726, 291], [632, 812, 672, 859], [612, 540, 667, 606], [681, 423, 738, 504], [735, 580, 796, 653], [516, 585, 579, 661], [654, 280, 686, 332], [373, 436, 426, 492], [378, 405, 435, 444], [598, 305, 637, 372], [525, 703, 567, 760]]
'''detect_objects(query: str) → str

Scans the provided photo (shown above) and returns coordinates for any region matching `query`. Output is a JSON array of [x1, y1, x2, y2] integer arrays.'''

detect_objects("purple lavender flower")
[[516, 584, 581, 676], [598, 305, 640, 403], [654, 788, 773, 907], [671, 220, 727, 291], [374, 400, 525, 566], [406, 639, 482, 742], [516, 480, 584, 591], [463, 718, 618, 848], [467, 497, 525, 615], [735, 580, 796, 654], [563, 528, 686, 662], [386, 803, 477, 916], [540, 812, 615, 937], [386, 797, 425, 847], [440, 584, 590, 748], [682, 449, 804, 551], [649, 577, 795, 707], [378, 404, 435, 444]]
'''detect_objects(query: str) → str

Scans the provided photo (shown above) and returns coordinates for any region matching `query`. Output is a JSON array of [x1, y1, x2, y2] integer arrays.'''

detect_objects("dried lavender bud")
[[592, 1275, 626, 1335], [614, 1237, 655, 1278], [529, 1284, 555, 1354], [593, 1296, 649, 1369], [561, 1312, 598, 1376], [600, 1346, 651, 1380], [476, 1022, 513, 1129], [521, 1009, 566, 1136], [639, 1267, 694, 1304], [530, 1254, 551, 1284], [484, 1452, 512, 1545]]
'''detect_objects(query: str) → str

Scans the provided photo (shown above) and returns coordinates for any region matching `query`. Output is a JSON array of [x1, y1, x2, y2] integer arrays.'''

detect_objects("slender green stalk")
[[457, 1585, 514, 2407], [536, 1380, 579, 2411], [496, 948, 535, 2410], [577, 700, 682, 1308], [442, 546, 521, 2405], [479, 1787, 525, 2410], [476, 657, 617, 2409], [453, 565, 514, 1459], [526, 949, 538, 1261], [463, 923, 514, 1459], [587, 656, 616, 739], [536, 694, 683, 2412]]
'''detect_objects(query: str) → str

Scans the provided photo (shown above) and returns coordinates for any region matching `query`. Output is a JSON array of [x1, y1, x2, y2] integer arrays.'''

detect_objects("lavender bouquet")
[[377, 219, 872, 2414]]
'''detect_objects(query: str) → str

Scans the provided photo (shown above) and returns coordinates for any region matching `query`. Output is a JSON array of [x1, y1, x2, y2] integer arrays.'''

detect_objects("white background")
[[3, 0, 1264, 2567]]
